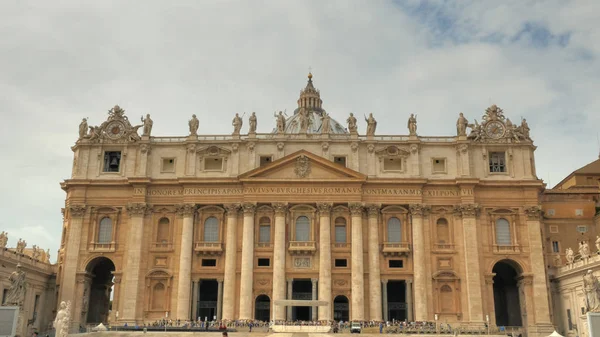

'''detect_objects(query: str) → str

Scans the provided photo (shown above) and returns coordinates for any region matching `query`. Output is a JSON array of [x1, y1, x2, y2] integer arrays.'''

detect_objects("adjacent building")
[[56, 74, 553, 336]]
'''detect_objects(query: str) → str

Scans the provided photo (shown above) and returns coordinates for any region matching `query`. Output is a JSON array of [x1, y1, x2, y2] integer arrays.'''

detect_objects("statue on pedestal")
[[581, 241, 591, 260], [46, 248, 51, 263], [456, 113, 468, 136], [16, 238, 26, 254], [584, 270, 600, 312], [346, 113, 357, 134], [275, 111, 286, 133], [566, 247, 575, 265], [0, 231, 7, 248], [232, 113, 243, 135], [2, 264, 26, 307], [408, 114, 417, 136], [298, 110, 309, 133], [189, 114, 199, 136], [53, 301, 72, 337], [78, 118, 88, 139], [365, 113, 377, 136], [249, 112, 257, 133], [141, 114, 153, 136], [320, 112, 331, 134], [32, 245, 40, 260]]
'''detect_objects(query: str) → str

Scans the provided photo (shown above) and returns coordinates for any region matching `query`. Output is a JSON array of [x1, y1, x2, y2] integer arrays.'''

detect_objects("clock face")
[[485, 121, 505, 139], [105, 121, 125, 139]]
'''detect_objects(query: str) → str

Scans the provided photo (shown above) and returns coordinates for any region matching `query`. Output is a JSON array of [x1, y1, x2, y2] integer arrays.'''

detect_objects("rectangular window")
[[577, 225, 588, 233], [576, 209, 584, 216], [260, 156, 273, 167], [383, 158, 402, 171], [333, 156, 347, 167], [103, 151, 121, 172], [549, 225, 559, 234], [546, 209, 555, 216], [201, 259, 217, 267], [2, 289, 7, 305], [432, 158, 446, 173], [335, 225, 347, 243], [257, 258, 270, 267], [389, 260, 404, 268], [204, 157, 223, 171], [335, 259, 348, 267], [259, 225, 271, 243], [552, 241, 560, 253], [161, 158, 175, 172], [489, 152, 506, 173]]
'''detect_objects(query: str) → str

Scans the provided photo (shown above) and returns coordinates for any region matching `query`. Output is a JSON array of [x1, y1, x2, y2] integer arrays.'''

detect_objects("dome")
[[272, 73, 348, 135]]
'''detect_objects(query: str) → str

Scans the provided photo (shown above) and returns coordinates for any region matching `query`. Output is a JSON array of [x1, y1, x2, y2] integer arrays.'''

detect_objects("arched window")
[[334, 217, 347, 243], [387, 217, 401, 243], [259, 217, 271, 243], [204, 217, 219, 242], [495, 218, 511, 245], [436, 218, 449, 244], [152, 283, 165, 310], [295, 216, 310, 241], [98, 217, 112, 243], [157, 218, 170, 243], [440, 285, 453, 313]]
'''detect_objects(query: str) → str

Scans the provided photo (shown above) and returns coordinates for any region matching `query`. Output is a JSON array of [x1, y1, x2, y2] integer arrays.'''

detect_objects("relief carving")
[[272, 203, 288, 216], [453, 204, 480, 217], [316, 202, 332, 214], [524, 205, 542, 220], [365, 204, 380, 218], [127, 203, 148, 216], [409, 204, 431, 217], [333, 279, 348, 287], [224, 203, 241, 217], [242, 203, 257, 215], [294, 257, 311, 268], [294, 155, 311, 178], [69, 205, 87, 218], [349, 203, 364, 216], [175, 203, 196, 217]]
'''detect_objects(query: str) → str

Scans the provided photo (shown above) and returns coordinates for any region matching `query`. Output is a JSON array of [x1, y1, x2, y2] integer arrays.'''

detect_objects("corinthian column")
[[272, 203, 288, 320], [61, 205, 86, 331], [525, 206, 552, 326], [366, 204, 382, 321], [410, 204, 429, 321], [349, 203, 365, 321], [175, 203, 195, 320], [455, 203, 484, 323], [122, 202, 148, 323], [317, 202, 333, 321], [239, 203, 256, 319], [222, 203, 240, 320]]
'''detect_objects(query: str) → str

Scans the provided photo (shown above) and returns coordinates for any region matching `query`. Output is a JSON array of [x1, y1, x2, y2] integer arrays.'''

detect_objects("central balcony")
[[194, 241, 223, 255], [288, 241, 317, 255], [382, 242, 411, 256]]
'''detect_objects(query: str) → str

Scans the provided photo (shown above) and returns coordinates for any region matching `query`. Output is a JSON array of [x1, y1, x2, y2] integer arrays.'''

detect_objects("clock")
[[105, 121, 125, 140], [485, 121, 505, 139]]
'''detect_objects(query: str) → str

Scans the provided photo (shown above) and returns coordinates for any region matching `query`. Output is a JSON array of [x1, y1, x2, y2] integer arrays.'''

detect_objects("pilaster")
[[61, 205, 86, 333], [272, 203, 288, 320], [222, 203, 240, 320], [349, 202, 365, 321], [122, 202, 148, 323], [366, 204, 382, 321], [175, 203, 195, 320], [317, 202, 333, 321], [239, 203, 256, 319], [410, 203, 430, 321]]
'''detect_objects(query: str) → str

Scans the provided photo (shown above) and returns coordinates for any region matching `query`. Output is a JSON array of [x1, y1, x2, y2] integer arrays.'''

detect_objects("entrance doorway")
[[492, 260, 523, 326], [387, 280, 407, 321], [255, 295, 270, 322], [85, 257, 115, 324], [291, 279, 312, 321], [333, 295, 349, 322], [197, 279, 218, 321]]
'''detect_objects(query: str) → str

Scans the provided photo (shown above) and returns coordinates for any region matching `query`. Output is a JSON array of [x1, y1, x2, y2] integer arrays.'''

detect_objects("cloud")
[[0, 1, 599, 254]]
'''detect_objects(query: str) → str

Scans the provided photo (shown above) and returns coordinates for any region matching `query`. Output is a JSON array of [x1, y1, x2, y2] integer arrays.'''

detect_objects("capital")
[[69, 204, 87, 218], [349, 203, 364, 216], [224, 203, 241, 217], [409, 204, 430, 217], [524, 205, 542, 220], [242, 202, 257, 215], [127, 203, 148, 217], [365, 204, 380, 218], [175, 203, 196, 217], [272, 203, 288, 216], [316, 202, 332, 214], [453, 204, 480, 217], [381, 279, 388, 285]]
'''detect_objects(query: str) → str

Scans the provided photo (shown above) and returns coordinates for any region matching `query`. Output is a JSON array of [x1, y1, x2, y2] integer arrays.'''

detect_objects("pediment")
[[239, 150, 366, 182]]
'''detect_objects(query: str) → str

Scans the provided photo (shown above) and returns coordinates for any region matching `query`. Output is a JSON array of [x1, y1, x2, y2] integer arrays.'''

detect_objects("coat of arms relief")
[[294, 155, 311, 178]]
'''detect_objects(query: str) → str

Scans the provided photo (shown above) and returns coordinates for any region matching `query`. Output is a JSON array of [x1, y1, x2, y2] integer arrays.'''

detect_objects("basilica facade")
[[57, 74, 553, 336]]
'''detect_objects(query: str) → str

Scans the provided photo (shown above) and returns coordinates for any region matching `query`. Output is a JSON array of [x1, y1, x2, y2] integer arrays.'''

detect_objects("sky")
[[1, 1, 599, 263]]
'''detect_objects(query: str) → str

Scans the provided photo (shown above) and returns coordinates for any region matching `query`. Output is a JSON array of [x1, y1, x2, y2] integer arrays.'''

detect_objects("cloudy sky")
[[1, 1, 599, 262]]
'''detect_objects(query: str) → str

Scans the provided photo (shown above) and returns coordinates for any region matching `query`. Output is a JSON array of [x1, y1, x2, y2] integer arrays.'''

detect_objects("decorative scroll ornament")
[[453, 204, 480, 217], [365, 204, 381, 218], [349, 203, 364, 216], [294, 155, 311, 178], [316, 202, 333, 214], [524, 205, 542, 220], [175, 203, 196, 217], [272, 203, 288, 216], [224, 203, 241, 216], [82, 105, 143, 144], [127, 203, 148, 216], [409, 204, 431, 216], [467, 104, 531, 143], [69, 205, 87, 217], [242, 203, 257, 215]]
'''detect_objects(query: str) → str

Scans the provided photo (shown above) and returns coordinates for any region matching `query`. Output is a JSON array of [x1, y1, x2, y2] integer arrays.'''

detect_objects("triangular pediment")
[[239, 150, 366, 182]]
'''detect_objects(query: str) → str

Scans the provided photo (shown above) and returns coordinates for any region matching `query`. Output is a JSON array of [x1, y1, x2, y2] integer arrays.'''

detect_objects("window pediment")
[[196, 145, 231, 157], [381, 206, 409, 214], [145, 268, 172, 279], [375, 146, 410, 157], [433, 270, 459, 280]]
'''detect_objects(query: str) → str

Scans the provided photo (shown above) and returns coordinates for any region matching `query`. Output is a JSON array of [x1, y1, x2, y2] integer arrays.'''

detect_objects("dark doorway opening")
[[86, 257, 115, 324], [333, 295, 349, 322], [493, 260, 523, 326], [387, 280, 407, 321], [197, 279, 218, 321], [255, 295, 270, 321], [291, 279, 312, 321]]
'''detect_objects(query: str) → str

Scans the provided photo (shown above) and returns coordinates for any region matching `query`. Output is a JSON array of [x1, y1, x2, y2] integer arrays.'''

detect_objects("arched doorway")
[[85, 257, 115, 324], [333, 295, 349, 322], [492, 260, 523, 327], [255, 295, 270, 322]]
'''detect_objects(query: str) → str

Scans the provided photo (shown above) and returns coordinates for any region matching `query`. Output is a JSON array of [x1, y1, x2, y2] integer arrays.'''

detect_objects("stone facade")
[[56, 74, 553, 336]]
